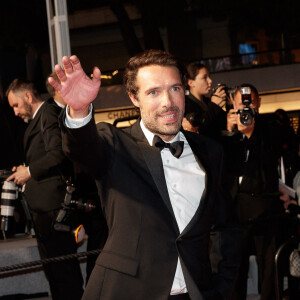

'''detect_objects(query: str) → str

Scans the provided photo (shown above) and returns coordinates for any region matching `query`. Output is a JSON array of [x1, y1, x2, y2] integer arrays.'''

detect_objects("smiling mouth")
[[161, 114, 176, 119]]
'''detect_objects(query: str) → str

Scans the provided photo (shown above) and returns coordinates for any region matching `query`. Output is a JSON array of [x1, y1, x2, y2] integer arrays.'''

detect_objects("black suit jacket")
[[223, 116, 284, 224], [24, 99, 71, 212], [61, 115, 241, 300]]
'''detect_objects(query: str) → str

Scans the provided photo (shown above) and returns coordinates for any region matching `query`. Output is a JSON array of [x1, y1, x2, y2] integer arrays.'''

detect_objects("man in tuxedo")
[[49, 50, 241, 300], [6, 79, 84, 300]]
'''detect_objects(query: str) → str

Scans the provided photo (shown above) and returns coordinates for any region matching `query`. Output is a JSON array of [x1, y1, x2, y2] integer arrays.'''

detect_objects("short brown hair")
[[46, 72, 60, 97], [6, 78, 40, 99], [124, 49, 187, 98]]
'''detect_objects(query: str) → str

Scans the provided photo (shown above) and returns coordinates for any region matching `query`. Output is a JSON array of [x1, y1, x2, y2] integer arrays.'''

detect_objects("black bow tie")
[[153, 135, 184, 158]]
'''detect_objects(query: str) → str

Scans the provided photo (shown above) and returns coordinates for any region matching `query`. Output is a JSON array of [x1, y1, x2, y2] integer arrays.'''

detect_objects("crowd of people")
[[0, 49, 299, 300]]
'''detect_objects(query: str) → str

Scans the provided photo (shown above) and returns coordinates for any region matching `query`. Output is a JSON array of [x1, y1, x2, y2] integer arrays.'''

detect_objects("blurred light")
[[101, 75, 112, 79], [112, 70, 119, 76]]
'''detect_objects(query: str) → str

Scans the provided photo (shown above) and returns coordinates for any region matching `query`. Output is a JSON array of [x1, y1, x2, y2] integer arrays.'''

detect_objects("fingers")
[[231, 95, 237, 110], [62, 56, 76, 75], [92, 66, 101, 82], [48, 76, 62, 92], [69, 55, 83, 71], [54, 55, 81, 83], [52, 63, 67, 86], [6, 173, 15, 182]]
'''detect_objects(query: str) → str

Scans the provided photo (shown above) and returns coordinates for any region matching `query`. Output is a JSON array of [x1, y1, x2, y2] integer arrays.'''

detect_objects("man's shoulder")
[[41, 98, 62, 116], [95, 121, 138, 140], [184, 130, 223, 155]]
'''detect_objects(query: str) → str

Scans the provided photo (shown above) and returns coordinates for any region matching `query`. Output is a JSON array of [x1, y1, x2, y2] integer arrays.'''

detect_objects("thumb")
[[92, 67, 101, 87]]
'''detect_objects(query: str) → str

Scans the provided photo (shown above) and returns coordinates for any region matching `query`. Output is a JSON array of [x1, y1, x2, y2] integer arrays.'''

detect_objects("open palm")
[[49, 55, 101, 111]]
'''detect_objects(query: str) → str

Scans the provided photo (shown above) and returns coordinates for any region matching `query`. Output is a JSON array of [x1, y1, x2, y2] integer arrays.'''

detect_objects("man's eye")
[[171, 87, 180, 92], [149, 90, 157, 95]]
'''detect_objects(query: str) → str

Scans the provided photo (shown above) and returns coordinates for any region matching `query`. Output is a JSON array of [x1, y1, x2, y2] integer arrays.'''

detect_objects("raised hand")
[[48, 55, 101, 118]]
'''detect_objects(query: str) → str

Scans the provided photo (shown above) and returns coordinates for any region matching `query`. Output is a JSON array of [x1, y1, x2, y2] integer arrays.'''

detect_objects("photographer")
[[182, 62, 227, 140], [223, 84, 284, 300]]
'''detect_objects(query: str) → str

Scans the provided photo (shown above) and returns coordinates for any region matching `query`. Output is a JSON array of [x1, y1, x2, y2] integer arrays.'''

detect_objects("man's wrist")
[[65, 104, 93, 128], [69, 105, 90, 119]]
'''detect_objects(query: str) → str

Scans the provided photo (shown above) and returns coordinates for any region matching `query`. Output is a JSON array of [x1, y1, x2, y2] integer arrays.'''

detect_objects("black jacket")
[[24, 99, 72, 212], [61, 114, 241, 300]]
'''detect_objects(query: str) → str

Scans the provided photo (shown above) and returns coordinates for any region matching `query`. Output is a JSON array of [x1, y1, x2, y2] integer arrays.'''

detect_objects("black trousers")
[[31, 210, 84, 300], [231, 222, 277, 300]]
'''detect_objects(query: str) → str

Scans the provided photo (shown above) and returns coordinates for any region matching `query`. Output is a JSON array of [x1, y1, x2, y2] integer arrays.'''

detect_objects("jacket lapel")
[[129, 121, 178, 225]]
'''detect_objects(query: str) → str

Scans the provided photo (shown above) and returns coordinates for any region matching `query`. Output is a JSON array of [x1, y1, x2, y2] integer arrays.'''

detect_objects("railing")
[[197, 48, 300, 73], [98, 48, 300, 87]]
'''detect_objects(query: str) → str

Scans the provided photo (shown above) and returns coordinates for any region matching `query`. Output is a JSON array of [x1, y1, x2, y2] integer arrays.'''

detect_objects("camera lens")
[[1, 181, 18, 233], [240, 110, 253, 126]]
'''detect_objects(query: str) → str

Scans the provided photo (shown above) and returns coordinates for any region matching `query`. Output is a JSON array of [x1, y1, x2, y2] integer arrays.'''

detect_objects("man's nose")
[[161, 91, 172, 107], [13, 108, 19, 116]]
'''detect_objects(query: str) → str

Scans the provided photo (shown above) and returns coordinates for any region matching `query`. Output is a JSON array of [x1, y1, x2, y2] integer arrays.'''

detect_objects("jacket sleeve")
[[60, 108, 110, 180]]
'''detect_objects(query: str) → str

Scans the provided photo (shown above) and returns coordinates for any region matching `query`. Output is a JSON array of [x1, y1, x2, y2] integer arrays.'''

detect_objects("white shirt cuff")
[[65, 104, 93, 128]]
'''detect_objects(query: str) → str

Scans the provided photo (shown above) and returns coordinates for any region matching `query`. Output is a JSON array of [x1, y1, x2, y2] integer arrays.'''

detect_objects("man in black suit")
[[6, 79, 84, 300], [49, 50, 241, 300], [224, 84, 284, 300]]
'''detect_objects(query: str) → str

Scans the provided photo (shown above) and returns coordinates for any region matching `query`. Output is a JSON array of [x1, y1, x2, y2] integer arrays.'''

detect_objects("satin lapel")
[[128, 121, 177, 222], [138, 141, 177, 220], [180, 132, 211, 236]]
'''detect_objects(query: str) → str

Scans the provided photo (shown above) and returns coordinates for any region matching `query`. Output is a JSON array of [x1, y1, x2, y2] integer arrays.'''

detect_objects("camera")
[[0, 169, 18, 236], [212, 83, 236, 112], [54, 181, 96, 244], [237, 86, 257, 126]]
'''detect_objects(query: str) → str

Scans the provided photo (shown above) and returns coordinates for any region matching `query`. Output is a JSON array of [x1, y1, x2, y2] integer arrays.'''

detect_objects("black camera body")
[[237, 86, 257, 126], [213, 83, 236, 112], [54, 182, 96, 243]]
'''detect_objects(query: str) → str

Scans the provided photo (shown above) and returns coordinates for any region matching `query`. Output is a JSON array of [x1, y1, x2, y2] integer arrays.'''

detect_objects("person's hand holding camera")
[[226, 93, 255, 138], [6, 165, 31, 186], [226, 94, 237, 132], [211, 85, 227, 106]]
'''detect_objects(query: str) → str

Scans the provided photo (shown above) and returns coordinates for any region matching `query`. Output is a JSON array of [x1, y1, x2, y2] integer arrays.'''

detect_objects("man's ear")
[[24, 91, 33, 104], [129, 93, 140, 108]]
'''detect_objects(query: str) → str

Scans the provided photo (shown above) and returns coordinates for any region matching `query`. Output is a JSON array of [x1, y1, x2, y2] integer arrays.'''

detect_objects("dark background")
[[0, 0, 300, 96]]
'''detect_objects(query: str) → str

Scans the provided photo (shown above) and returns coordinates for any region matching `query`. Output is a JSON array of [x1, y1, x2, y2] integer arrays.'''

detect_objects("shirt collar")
[[140, 119, 181, 145], [32, 101, 45, 119], [54, 99, 65, 109]]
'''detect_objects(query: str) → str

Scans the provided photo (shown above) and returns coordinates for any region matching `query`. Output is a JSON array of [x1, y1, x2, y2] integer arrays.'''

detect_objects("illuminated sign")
[[95, 107, 139, 125]]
